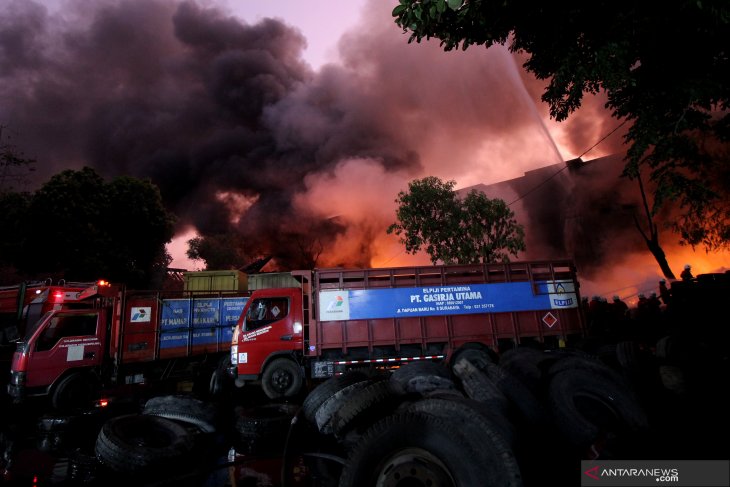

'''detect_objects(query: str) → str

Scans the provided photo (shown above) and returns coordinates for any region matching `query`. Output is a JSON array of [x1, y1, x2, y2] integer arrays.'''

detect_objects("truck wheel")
[[391, 360, 455, 395], [142, 394, 219, 433], [315, 379, 380, 434], [234, 403, 299, 455], [51, 372, 97, 412], [95, 414, 195, 474], [452, 358, 510, 414], [548, 368, 648, 450], [339, 412, 520, 487], [450, 343, 497, 370], [499, 347, 551, 393], [261, 358, 303, 399], [406, 395, 517, 451], [330, 380, 400, 440], [490, 364, 548, 427], [302, 370, 372, 423]]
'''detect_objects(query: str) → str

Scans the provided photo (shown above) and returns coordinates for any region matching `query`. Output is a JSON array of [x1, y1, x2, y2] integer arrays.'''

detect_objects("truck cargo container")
[[8, 281, 251, 410], [230, 261, 585, 399], [183, 270, 248, 292]]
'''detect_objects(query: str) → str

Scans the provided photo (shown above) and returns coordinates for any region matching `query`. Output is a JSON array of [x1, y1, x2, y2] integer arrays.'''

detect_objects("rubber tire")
[[142, 394, 219, 433], [209, 368, 226, 397], [452, 357, 509, 414], [390, 360, 455, 395], [234, 403, 299, 455], [338, 412, 522, 487], [330, 380, 400, 439], [613, 341, 638, 369], [547, 368, 648, 449], [450, 343, 496, 371], [489, 364, 548, 427], [499, 347, 551, 393], [315, 378, 385, 434], [408, 395, 517, 449], [302, 370, 372, 423], [95, 414, 195, 474], [51, 372, 97, 412], [261, 358, 303, 399]]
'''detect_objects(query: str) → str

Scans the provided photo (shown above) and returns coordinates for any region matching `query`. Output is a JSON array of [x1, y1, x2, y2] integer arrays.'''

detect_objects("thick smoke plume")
[[0, 0, 562, 269], [2, 0, 726, 292]]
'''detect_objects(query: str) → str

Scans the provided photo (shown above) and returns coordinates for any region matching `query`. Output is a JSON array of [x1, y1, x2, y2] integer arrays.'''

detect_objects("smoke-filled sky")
[[2, 0, 724, 299]]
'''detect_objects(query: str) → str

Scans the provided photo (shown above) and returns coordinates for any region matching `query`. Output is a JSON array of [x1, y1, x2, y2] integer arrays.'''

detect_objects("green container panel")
[[183, 270, 248, 291]]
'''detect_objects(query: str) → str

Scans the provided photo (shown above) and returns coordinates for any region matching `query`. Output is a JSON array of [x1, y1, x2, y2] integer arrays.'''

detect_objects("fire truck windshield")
[[23, 311, 53, 341]]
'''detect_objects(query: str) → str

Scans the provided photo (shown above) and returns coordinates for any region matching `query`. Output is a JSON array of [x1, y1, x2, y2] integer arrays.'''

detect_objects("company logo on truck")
[[326, 295, 345, 311], [131, 307, 151, 322], [546, 281, 578, 309], [320, 291, 351, 320]]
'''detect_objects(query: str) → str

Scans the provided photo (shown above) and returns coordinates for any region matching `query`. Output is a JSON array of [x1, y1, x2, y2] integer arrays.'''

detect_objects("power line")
[[383, 119, 628, 265], [507, 120, 628, 207]]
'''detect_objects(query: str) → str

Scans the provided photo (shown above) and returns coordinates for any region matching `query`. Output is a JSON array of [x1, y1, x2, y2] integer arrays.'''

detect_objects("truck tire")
[[207, 355, 233, 398], [142, 394, 218, 433], [95, 414, 195, 474], [390, 360, 455, 395], [547, 355, 628, 388], [315, 378, 385, 434], [302, 370, 372, 423], [499, 347, 550, 393], [489, 364, 548, 427], [51, 372, 98, 412], [339, 412, 522, 487], [261, 357, 303, 399], [452, 357, 510, 414], [547, 368, 648, 450], [450, 343, 497, 371], [234, 403, 299, 455], [407, 395, 517, 449], [330, 380, 400, 440]]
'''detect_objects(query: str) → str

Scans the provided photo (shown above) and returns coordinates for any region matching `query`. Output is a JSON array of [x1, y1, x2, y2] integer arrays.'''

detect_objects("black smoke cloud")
[[0, 0, 421, 267], [1, 0, 635, 272]]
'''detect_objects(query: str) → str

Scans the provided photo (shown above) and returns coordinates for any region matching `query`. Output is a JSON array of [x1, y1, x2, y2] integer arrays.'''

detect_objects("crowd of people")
[[582, 264, 696, 347]]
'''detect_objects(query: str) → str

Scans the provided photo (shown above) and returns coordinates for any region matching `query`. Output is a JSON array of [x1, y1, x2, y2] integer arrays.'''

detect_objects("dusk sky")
[[1, 0, 726, 299]]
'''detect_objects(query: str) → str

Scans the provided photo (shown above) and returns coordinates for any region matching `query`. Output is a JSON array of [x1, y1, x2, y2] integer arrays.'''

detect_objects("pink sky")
[[222, 0, 368, 69]]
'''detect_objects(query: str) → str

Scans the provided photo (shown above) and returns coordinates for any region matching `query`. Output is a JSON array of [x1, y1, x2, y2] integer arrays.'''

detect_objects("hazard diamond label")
[[542, 312, 558, 328]]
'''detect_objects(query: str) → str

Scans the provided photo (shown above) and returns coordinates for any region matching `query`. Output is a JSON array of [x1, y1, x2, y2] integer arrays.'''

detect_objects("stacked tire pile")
[[93, 395, 220, 484], [295, 346, 649, 487]]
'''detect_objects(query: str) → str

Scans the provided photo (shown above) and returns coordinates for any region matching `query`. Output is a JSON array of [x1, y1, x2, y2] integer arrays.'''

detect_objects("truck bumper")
[[7, 383, 25, 401]]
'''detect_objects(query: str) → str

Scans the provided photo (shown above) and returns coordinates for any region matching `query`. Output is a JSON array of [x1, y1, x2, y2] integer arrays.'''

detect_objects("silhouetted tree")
[[8, 167, 176, 287], [393, 0, 730, 276], [388, 176, 525, 264]]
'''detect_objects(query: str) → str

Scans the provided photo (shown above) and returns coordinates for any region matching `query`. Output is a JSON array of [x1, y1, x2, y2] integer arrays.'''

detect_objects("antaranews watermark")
[[581, 460, 729, 486]]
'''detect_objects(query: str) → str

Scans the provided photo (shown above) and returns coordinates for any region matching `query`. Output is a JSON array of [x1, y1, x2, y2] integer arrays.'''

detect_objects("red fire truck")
[[230, 261, 585, 399], [0, 280, 92, 347], [8, 281, 250, 410]]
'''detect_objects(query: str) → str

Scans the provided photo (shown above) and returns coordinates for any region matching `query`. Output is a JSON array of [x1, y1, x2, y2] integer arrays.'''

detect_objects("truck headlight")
[[231, 345, 238, 365], [10, 371, 26, 386]]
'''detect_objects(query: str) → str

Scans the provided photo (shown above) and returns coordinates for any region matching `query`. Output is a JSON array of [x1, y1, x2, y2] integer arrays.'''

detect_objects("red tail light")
[[53, 290, 64, 300]]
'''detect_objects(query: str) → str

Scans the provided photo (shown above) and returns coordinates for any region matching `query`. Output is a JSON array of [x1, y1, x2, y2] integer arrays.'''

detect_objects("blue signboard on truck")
[[318, 280, 577, 322], [160, 297, 249, 349]]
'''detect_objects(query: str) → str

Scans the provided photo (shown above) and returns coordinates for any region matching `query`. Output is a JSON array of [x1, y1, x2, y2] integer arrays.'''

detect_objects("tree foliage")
[[187, 233, 254, 270], [0, 124, 36, 191], [392, 0, 730, 254], [0, 167, 175, 287], [388, 176, 525, 264]]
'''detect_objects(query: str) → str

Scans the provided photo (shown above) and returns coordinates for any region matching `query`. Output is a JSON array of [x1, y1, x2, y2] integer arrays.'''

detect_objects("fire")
[[580, 241, 729, 306]]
